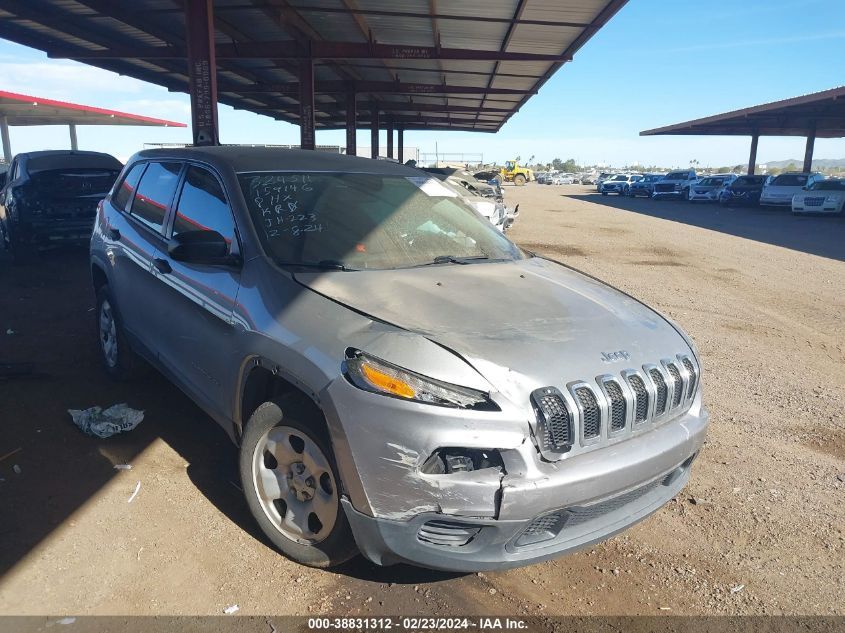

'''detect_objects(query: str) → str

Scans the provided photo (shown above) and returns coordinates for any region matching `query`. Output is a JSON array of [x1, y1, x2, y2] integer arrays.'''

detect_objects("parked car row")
[[600, 168, 843, 215]]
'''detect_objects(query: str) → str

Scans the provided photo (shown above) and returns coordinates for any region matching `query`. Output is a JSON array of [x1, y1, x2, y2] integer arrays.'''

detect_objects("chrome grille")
[[650, 368, 668, 415], [681, 357, 698, 398], [666, 363, 683, 408], [533, 390, 572, 451], [628, 374, 649, 423], [575, 387, 601, 439], [604, 380, 627, 432], [532, 354, 697, 460]]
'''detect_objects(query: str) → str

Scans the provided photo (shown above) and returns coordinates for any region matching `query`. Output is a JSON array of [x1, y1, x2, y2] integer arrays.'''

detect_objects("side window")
[[112, 163, 146, 212], [131, 162, 182, 232], [173, 165, 236, 249]]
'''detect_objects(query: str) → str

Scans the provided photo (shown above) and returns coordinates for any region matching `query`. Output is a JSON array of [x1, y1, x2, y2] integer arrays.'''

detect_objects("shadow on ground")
[[0, 248, 462, 587], [567, 192, 845, 262]]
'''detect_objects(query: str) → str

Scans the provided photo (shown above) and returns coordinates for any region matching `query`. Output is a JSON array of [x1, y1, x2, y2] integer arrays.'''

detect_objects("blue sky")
[[1, 0, 843, 167]]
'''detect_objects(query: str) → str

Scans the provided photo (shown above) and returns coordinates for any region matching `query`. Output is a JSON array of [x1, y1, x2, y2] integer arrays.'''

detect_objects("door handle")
[[153, 258, 172, 275], [107, 227, 121, 240]]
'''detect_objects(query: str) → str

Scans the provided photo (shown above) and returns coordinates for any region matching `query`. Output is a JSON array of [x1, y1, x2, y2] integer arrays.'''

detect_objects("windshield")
[[665, 171, 690, 180], [733, 176, 765, 186], [771, 174, 808, 186], [645, 175, 663, 182], [239, 172, 524, 270], [611, 175, 628, 181], [698, 177, 726, 187], [809, 180, 845, 191]]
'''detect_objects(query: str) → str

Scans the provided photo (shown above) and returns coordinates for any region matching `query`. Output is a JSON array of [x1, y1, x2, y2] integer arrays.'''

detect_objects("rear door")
[[103, 160, 183, 353], [148, 163, 242, 419]]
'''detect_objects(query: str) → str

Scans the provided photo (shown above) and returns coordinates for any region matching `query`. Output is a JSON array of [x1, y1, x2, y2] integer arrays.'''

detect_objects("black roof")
[[134, 145, 424, 176]]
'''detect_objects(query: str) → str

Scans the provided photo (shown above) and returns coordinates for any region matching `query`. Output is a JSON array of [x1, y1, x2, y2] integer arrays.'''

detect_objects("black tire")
[[681, 188, 690, 201], [513, 174, 526, 186], [239, 396, 358, 568], [95, 285, 142, 380]]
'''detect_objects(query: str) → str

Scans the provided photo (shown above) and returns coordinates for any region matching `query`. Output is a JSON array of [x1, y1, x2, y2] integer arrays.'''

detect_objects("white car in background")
[[600, 173, 642, 195], [688, 174, 737, 202], [791, 178, 845, 215], [759, 172, 825, 207]]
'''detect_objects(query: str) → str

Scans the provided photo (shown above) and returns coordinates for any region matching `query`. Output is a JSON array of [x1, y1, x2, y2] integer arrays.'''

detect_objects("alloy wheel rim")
[[252, 425, 338, 545], [99, 300, 118, 368]]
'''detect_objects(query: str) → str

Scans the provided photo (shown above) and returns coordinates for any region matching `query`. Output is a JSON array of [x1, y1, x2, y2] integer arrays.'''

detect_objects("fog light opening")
[[420, 448, 505, 475]]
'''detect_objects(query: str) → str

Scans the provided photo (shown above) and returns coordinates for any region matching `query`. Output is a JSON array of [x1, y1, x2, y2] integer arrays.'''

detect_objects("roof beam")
[[49, 41, 572, 62], [227, 80, 534, 96]]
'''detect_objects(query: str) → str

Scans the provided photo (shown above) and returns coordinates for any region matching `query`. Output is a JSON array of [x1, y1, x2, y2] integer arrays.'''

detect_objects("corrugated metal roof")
[[641, 86, 845, 139], [0, 0, 627, 131]]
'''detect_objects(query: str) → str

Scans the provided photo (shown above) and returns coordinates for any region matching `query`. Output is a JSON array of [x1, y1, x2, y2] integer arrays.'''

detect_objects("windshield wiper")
[[415, 255, 498, 267], [275, 259, 357, 271]]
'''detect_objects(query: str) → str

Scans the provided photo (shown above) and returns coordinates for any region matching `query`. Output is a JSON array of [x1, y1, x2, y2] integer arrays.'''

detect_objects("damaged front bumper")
[[322, 376, 709, 571]]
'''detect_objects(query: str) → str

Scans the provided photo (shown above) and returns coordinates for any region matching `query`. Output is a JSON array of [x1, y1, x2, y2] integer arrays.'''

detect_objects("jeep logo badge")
[[601, 350, 630, 363]]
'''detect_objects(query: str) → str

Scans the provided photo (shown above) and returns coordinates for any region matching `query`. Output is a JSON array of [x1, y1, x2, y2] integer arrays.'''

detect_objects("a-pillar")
[[386, 119, 394, 159], [185, 0, 219, 146], [747, 132, 759, 175], [803, 125, 816, 173], [345, 91, 356, 156], [370, 108, 379, 159], [299, 58, 315, 150], [397, 127, 404, 163]]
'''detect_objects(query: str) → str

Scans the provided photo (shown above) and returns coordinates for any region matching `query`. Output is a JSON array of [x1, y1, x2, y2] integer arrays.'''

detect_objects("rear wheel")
[[513, 174, 526, 186], [240, 396, 358, 568], [96, 286, 142, 380]]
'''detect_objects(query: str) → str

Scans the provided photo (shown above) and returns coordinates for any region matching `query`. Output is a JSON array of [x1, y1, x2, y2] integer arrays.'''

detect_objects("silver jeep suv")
[[90, 147, 708, 571]]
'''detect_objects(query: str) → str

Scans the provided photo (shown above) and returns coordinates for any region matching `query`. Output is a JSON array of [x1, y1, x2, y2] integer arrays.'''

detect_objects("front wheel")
[[513, 174, 526, 186], [240, 396, 358, 568]]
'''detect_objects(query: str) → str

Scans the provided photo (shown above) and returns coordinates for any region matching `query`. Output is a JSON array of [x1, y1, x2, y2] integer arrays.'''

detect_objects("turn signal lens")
[[360, 362, 416, 399], [344, 351, 497, 410]]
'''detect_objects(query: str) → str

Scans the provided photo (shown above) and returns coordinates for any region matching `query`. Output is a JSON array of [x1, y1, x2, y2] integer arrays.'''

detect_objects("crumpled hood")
[[296, 257, 691, 404]]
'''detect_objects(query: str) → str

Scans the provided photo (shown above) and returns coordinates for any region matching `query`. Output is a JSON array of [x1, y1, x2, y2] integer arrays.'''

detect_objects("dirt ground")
[[0, 184, 843, 617]]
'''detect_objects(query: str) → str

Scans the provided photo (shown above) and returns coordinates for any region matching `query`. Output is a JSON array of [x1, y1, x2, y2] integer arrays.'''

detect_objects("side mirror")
[[167, 230, 238, 266]]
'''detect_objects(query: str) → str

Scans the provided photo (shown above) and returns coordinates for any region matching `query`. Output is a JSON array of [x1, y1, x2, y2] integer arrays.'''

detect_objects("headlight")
[[344, 351, 496, 410], [826, 194, 842, 203]]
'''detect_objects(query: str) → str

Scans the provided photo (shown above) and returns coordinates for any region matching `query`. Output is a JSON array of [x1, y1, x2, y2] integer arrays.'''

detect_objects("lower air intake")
[[417, 521, 481, 547]]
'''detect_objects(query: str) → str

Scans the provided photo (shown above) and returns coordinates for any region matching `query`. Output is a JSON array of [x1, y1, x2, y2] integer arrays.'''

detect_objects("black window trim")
[[166, 159, 243, 257], [114, 159, 185, 237]]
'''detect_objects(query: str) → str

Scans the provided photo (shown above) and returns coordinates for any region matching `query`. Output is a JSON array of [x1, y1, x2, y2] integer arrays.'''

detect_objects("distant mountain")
[[765, 158, 845, 169]]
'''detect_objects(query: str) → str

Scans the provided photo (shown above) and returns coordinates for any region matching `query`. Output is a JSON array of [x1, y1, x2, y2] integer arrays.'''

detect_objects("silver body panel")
[[90, 146, 708, 571]]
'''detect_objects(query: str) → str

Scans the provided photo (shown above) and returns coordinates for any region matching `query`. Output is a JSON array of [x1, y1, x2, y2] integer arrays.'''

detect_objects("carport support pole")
[[185, 0, 219, 146], [299, 59, 315, 150], [747, 133, 758, 175], [397, 127, 404, 163], [0, 116, 11, 163], [345, 91, 356, 155], [370, 108, 379, 159], [69, 124, 78, 151], [803, 126, 816, 173], [386, 119, 394, 158]]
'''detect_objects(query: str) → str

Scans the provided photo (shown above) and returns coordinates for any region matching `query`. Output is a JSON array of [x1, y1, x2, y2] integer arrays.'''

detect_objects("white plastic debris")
[[114, 464, 133, 470], [13, 464, 22, 475], [57, 618, 76, 625], [5, 328, 14, 335], [223, 605, 240, 615], [127, 481, 141, 504], [68, 404, 144, 438], [731, 584, 745, 594]]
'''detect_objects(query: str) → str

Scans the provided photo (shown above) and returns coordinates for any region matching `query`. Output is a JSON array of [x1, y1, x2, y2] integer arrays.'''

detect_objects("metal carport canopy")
[[0, 89, 186, 161], [640, 86, 845, 174], [0, 0, 628, 154]]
